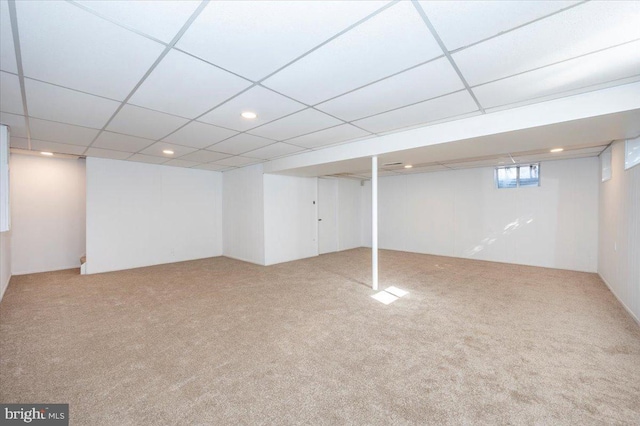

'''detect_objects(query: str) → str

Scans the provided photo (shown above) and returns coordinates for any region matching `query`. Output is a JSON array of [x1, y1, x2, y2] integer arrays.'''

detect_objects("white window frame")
[[624, 136, 640, 171], [495, 163, 540, 189]]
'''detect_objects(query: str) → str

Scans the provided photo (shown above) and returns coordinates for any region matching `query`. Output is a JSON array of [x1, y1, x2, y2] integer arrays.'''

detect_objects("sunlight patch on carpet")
[[371, 291, 398, 305], [385, 286, 409, 298], [371, 286, 409, 304]]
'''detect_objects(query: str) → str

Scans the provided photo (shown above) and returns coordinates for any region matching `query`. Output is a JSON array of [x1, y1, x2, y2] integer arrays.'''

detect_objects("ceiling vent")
[[383, 162, 402, 166]]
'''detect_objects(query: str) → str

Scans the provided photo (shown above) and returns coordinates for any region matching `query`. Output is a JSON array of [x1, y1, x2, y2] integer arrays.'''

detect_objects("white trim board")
[[599, 273, 640, 327], [222, 254, 265, 267], [0, 273, 10, 302], [11, 264, 80, 276]]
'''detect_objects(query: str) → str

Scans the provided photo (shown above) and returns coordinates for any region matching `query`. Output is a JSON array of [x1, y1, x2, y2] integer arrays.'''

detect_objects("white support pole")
[[372, 156, 378, 291]]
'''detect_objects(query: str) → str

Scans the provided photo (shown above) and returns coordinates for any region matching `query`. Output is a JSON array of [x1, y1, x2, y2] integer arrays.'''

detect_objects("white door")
[[318, 178, 338, 254]]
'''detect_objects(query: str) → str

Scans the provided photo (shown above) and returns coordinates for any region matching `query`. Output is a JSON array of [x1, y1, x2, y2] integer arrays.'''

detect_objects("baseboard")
[[85, 254, 224, 275], [11, 264, 81, 276], [598, 273, 640, 327], [0, 273, 11, 303], [222, 254, 265, 266], [360, 246, 597, 273]]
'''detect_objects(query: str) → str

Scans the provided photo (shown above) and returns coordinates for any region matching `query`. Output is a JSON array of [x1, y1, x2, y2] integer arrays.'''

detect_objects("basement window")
[[495, 164, 539, 188], [625, 136, 640, 170]]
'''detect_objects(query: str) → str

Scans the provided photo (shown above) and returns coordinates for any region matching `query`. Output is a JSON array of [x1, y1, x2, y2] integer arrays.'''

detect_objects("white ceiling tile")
[[162, 120, 237, 149], [106, 104, 189, 140], [453, 1, 640, 86], [248, 109, 342, 141], [30, 139, 87, 155], [92, 131, 154, 153], [85, 147, 132, 160], [0, 71, 23, 114], [207, 133, 274, 155], [10, 136, 28, 149], [0, 112, 27, 137], [473, 40, 640, 109], [213, 156, 262, 167], [419, 1, 579, 51], [286, 124, 371, 149], [192, 163, 230, 172], [198, 86, 306, 131], [29, 117, 99, 146], [353, 90, 478, 134], [163, 159, 201, 168], [74, 0, 200, 43], [242, 142, 307, 160], [25, 78, 120, 128], [138, 141, 197, 158], [126, 153, 169, 164], [262, 2, 443, 105], [17, 0, 164, 100], [177, 150, 230, 163], [177, 1, 388, 81], [129, 50, 251, 119], [316, 58, 464, 121], [0, 0, 17, 73]]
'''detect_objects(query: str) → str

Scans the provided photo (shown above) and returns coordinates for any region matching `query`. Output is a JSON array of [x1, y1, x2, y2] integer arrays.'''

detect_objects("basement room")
[[0, 0, 639, 424]]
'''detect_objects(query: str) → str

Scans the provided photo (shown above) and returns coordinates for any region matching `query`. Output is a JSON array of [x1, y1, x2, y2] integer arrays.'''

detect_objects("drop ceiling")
[[0, 0, 639, 172]]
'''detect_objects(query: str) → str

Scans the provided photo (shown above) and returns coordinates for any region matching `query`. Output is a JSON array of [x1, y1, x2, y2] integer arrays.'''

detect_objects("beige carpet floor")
[[1, 248, 639, 425]]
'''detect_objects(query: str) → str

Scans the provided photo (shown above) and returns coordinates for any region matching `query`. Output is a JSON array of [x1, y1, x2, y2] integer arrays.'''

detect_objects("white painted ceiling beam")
[[264, 81, 640, 174]]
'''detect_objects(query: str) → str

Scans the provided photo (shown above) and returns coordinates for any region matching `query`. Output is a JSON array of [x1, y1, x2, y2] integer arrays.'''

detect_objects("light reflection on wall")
[[466, 215, 534, 256]]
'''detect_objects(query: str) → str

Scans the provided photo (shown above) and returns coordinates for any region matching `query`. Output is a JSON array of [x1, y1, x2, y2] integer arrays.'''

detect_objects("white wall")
[[0, 127, 9, 299], [86, 157, 222, 274], [362, 157, 599, 272], [10, 154, 86, 275], [337, 178, 363, 251], [0, 229, 10, 300], [223, 164, 265, 265], [599, 140, 640, 323], [263, 174, 318, 265], [224, 171, 358, 266]]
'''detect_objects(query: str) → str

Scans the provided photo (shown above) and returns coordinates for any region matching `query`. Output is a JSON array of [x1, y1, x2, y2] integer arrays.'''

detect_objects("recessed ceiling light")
[[41, 151, 53, 156], [162, 150, 174, 155], [404, 165, 413, 169], [550, 148, 564, 153], [241, 111, 257, 119]]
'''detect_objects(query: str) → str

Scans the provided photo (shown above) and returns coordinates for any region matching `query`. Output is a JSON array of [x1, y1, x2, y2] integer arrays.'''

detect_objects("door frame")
[[317, 177, 339, 254]]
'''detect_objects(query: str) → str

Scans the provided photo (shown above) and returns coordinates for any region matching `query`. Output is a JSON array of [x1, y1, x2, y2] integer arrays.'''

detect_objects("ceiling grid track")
[[411, 0, 485, 114], [448, 0, 590, 54], [7, 0, 32, 150], [471, 37, 640, 90], [1, 0, 637, 173], [148, 1, 401, 157], [66, 0, 168, 47], [81, 0, 211, 157]]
